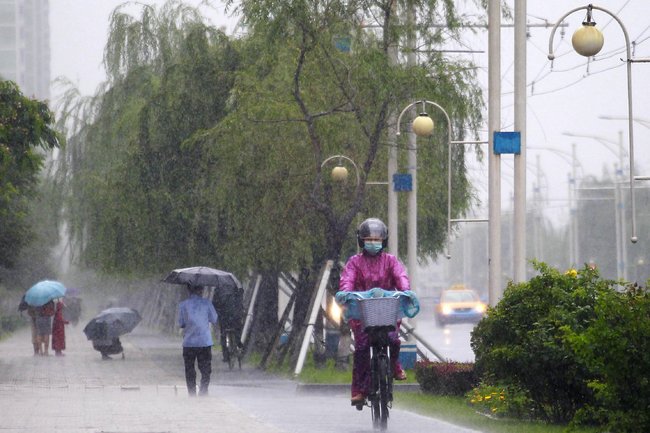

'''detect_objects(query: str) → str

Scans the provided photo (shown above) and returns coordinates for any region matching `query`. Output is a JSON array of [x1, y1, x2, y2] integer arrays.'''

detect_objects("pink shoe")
[[351, 393, 366, 405]]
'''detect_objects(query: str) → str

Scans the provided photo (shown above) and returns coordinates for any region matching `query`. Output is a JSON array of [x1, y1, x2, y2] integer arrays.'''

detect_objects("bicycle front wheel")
[[370, 355, 381, 429], [378, 356, 390, 430]]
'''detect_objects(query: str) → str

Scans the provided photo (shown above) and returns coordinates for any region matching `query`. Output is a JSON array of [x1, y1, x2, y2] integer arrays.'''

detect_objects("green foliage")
[[414, 360, 478, 396], [471, 261, 650, 432], [53, 0, 485, 281], [471, 262, 613, 423], [565, 284, 650, 433], [467, 382, 533, 420], [57, 3, 241, 275], [0, 80, 61, 270]]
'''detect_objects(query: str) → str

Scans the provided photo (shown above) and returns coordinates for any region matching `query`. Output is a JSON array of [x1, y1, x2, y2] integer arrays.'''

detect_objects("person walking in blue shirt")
[[177, 284, 218, 396]]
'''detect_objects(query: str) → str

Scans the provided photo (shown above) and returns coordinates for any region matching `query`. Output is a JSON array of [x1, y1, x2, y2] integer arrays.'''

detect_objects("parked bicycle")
[[222, 327, 243, 370]]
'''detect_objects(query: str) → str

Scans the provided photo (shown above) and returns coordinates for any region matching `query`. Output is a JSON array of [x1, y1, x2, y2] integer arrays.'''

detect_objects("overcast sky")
[[49, 1, 650, 228]]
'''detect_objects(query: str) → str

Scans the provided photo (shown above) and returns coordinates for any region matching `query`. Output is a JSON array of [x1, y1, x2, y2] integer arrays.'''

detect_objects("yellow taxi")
[[434, 284, 487, 326]]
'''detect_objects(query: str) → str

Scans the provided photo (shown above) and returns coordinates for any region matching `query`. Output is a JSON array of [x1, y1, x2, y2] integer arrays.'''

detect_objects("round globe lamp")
[[572, 23, 604, 57], [412, 113, 434, 137], [331, 165, 349, 182]]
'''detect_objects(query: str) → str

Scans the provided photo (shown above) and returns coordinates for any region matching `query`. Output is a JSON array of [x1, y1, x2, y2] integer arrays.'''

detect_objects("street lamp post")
[[396, 100, 451, 265], [547, 4, 650, 244], [396, 100, 488, 259]]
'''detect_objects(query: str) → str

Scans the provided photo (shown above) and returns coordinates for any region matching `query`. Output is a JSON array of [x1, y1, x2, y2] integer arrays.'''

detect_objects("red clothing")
[[339, 251, 410, 396], [51, 301, 68, 351], [339, 251, 410, 293]]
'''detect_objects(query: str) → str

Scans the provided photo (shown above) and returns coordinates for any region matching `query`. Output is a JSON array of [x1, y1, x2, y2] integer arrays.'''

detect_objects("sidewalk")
[[0, 324, 283, 433], [0, 321, 483, 433]]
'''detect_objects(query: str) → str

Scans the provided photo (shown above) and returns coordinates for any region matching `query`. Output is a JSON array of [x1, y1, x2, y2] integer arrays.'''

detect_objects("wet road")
[[0, 320, 483, 433], [406, 297, 477, 362]]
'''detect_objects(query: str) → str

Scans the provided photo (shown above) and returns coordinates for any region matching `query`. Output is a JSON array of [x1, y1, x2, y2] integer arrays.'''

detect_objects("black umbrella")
[[163, 266, 242, 291], [83, 307, 142, 340]]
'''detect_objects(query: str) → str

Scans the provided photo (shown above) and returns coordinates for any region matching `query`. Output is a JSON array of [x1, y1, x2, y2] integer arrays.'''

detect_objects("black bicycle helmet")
[[356, 218, 388, 249]]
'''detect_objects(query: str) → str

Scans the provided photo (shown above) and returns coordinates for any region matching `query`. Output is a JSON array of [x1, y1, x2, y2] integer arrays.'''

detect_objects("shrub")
[[565, 284, 650, 433], [471, 262, 613, 423], [415, 360, 478, 396]]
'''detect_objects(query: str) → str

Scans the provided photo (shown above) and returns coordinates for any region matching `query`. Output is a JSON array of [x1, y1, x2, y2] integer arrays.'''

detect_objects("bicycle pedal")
[[355, 403, 364, 411]]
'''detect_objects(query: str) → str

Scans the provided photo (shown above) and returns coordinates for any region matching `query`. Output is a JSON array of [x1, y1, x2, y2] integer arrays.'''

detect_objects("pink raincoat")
[[339, 251, 410, 397]]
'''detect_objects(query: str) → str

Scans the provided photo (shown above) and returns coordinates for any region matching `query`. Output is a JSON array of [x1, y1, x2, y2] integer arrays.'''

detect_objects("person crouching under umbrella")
[[91, 321, 123, 360], [177, 284, 218, 396]]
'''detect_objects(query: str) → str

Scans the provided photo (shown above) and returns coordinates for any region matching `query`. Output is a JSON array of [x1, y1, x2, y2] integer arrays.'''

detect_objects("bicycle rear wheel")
[[225, 332, 235, 370]]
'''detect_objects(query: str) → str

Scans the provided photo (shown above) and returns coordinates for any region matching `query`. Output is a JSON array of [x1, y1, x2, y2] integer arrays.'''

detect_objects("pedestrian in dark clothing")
[[178, 284, 218, 396], [92, 337, 123, 360], [211, 286, 244, 362]]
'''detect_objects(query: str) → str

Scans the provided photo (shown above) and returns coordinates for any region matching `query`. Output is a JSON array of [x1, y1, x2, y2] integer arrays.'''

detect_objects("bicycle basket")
[[358, 297, 400, 328]]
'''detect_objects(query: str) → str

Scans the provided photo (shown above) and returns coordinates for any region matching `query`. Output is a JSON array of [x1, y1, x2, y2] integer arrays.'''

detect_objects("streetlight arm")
[[396, 101, 419, 136], [320, 154, 361, 187], [562, 132, 623, 158], [600, 115, 650, 130], [547, 6, 588, 61], [548, 5, 632, 61]]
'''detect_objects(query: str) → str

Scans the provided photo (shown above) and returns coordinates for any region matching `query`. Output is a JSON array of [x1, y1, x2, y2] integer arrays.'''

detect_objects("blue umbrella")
[[24, 280, 67, 307]]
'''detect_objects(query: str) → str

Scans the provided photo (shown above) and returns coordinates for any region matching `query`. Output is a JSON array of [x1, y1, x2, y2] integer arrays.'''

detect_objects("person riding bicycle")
[[339, 217, 410, 406], [211, 285, 245, 362]]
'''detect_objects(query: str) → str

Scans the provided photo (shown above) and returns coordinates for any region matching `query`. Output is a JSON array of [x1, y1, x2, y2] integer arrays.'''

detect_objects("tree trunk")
[[249, 270, 279, 353]]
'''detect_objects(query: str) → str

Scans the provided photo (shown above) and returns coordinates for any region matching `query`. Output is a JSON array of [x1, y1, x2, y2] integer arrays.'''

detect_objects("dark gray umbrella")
[[163, 266, 242, 291], [83, 307, 142, 340]]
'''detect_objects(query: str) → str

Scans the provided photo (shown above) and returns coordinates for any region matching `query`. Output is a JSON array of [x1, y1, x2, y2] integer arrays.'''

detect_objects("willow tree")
[[52, 0, 485, 359], [199, 0, 485, 357], [56, 2, 240, 274]]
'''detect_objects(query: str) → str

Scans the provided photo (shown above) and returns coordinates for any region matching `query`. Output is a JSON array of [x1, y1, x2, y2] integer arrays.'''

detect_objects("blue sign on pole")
[[333, 35, 351, 53], [393, 173, 412, 192], [493, 131, 521, 154]]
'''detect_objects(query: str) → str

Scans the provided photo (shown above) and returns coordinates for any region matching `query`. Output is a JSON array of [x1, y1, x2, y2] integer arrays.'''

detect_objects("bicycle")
[[354, 296, 401, 431], [222, 327, 243, 370]]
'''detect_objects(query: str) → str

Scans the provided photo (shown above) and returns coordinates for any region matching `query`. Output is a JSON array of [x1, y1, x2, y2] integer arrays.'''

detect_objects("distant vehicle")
[[434, 285, 486, 326]]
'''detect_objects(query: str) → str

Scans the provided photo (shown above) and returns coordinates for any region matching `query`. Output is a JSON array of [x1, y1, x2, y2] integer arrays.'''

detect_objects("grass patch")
[[254, 352, 418, 384], [395, 392, 599, 433], [296, 357, 419, 384], [298, 359, 351, 383]]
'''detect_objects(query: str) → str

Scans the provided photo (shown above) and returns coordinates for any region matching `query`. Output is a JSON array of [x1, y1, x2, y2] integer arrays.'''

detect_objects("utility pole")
[[406, 2, 417, 291], [488, 0, 502, 306], [513, 0, 527, 282], [387, 0, 399, 256]]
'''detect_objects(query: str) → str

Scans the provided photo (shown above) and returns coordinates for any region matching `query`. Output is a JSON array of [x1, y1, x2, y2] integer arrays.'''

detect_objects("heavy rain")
[[1, 1, 650, 432]]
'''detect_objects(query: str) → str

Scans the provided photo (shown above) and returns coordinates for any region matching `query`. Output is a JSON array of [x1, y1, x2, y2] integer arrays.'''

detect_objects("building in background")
[[0, 0, 49, 100]]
